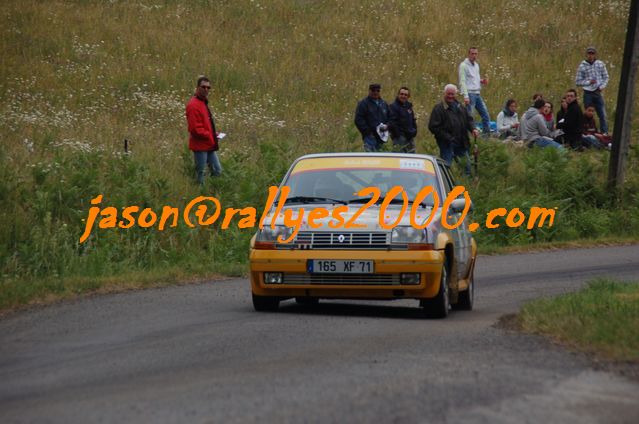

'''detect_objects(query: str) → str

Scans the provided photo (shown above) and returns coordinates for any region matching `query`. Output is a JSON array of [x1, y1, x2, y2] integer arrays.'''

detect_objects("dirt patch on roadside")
[[496, 313, 521, 331], [496, 313, 639, 382]]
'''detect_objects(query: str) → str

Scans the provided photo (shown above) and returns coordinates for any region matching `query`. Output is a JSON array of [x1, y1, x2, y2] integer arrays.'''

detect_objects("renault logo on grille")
[[337, 234, 346, 243]]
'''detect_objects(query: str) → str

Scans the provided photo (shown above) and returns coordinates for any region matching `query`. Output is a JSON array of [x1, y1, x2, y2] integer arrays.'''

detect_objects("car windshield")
[[282, 168, 439, 206]]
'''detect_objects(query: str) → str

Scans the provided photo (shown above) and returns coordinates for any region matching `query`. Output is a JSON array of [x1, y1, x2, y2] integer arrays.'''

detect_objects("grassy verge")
[[519, 278, 639, 362], [0, 261, 245, 315]]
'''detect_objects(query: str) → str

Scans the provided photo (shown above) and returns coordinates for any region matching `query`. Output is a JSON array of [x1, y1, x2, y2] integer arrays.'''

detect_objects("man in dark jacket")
[[428, 84, 479, 176], [388, 87, 417, 153], [354, 83, 390, 152], [557, 89, 583, 149]]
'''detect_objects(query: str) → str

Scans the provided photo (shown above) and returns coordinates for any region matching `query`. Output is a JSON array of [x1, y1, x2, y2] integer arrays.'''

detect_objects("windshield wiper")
[[285, 196, 347, 205], [346, 196, 407, 205], [347, 196, 434, 208]]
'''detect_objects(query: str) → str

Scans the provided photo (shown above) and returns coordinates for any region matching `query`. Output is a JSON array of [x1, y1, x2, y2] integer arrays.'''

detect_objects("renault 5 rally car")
[[249, 153, 477, 318]]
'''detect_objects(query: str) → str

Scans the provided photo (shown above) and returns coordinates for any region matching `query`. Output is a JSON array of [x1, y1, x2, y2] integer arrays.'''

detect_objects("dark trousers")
[[438, 142, 471, 176]]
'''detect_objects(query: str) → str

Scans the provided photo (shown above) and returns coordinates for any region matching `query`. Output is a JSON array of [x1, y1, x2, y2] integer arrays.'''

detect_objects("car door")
[[436, 162, 470, 279]]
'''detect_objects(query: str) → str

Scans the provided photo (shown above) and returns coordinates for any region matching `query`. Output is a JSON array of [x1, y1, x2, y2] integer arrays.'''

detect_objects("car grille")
[[283, 273, 401, 285], [280, 231, 390, 250]]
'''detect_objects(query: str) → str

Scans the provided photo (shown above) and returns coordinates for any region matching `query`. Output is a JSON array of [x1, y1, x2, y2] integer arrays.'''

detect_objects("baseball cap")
[[586, 46, 597, 53], [369, 83, 381, 90]]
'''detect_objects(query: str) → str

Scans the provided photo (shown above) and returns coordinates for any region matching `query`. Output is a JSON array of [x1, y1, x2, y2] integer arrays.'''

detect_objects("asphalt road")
[[1, 245, 638, 423]]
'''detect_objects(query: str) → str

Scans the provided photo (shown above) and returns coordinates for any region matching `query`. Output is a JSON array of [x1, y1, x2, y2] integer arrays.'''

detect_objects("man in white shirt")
[[575, 46, 610, 134], [459, 47, 491, 136]]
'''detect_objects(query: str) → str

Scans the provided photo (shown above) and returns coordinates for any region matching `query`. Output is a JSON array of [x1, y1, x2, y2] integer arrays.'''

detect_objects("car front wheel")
[[252, 293, 280, 312], [421, 262, 450, 319], [453, 272, 474, 311]]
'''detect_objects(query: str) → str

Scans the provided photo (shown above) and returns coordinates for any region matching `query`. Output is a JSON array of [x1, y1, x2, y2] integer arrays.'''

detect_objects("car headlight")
[[392, 226, 426, 243], [255, 226, 293, 245], [391, 226, 433, 250]]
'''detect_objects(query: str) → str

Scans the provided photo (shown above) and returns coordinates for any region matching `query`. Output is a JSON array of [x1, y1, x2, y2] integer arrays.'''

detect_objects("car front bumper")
[[250, 248, 445, 300]]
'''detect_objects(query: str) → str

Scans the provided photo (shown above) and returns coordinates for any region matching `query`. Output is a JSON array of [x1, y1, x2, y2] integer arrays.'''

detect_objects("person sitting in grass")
[[557, 89, 584, 150], [554, 95, 569, 145], [532, 92, 544, 103], [496, 99, 520, 139], [520, 98, 564, 149], [582, 105, 611, 149], [557, 96, 568, 124], [543, 101, 555, 131]]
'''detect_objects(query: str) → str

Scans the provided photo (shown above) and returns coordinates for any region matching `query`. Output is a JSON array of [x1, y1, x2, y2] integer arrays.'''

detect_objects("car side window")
[[443, 166, 457, 188], [437, 163, 454, 194]]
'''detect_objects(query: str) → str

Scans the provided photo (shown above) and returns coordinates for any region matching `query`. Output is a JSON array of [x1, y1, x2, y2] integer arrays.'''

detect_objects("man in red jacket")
[[186, 76, 222, 184]]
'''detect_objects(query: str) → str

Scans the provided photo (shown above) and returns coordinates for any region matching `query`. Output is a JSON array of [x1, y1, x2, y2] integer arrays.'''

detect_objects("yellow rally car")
[[249, 153, 477, 318]]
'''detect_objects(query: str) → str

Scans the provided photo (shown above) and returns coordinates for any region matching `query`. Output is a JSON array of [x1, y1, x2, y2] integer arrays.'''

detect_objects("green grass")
[[1, 0, 639, 311], [519, 279, 639, 362], [0, 263, 242, 315]]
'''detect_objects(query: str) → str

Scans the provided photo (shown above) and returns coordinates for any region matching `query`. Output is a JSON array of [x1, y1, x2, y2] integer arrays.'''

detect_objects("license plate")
[[308, 260, 374, 274]]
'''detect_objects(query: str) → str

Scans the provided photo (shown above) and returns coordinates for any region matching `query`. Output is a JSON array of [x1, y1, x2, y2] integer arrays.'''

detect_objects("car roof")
[[291, 152, 444, 168], [280, 153, 448, 196], [295, 152, 439, 161]]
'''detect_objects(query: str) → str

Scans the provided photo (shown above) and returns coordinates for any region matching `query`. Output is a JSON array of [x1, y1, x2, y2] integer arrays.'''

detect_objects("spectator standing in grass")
[[576, 46, 609, 134], [459, 47, 491, 136], [520, 98, 564, 149], [388, 87, 417, 153], [186, 76, 222, 184], [557, 89, 584, 149], [496, 99, 520, 139], [428, 84, 479, 176], [355, 83, 390, 152]]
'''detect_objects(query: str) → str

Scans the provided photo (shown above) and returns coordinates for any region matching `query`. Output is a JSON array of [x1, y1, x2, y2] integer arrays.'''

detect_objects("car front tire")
[[252, 293, 280, 312], [422, 262, 450, 319], [453, 272, 474, 311]]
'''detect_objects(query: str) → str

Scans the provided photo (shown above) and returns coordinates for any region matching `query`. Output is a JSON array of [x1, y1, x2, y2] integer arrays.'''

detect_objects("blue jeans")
[[529, 137, 563, 149], [392, 135, 416, 153], [363, 135, 383, 152], [439, 143, 472, 176], [582, 135, 604, 149], [466, 93, 490, 134], [583, 90, 608, 134], [194, 150, 222, 184]]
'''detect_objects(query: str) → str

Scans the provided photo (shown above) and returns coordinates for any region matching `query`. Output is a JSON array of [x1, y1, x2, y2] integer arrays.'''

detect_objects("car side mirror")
[[450, 198, 473, 213]]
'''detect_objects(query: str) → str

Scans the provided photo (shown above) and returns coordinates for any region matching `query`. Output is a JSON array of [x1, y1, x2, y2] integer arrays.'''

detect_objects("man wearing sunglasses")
[[354, 83, 390, 152], [186, 75, 222, 184]]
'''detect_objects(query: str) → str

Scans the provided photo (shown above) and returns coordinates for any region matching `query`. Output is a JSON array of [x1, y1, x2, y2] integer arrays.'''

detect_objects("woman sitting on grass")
[[543, 101, 555, 131], [496, 99, 520, 139]]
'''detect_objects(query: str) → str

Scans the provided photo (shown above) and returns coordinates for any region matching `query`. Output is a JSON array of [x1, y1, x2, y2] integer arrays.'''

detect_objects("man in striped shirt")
[[575, 46, 610, 134], [459, 47, 491, 136]]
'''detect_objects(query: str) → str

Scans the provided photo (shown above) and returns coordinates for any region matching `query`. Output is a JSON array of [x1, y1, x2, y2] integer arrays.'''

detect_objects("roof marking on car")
[[290, 157, 436, 175]]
